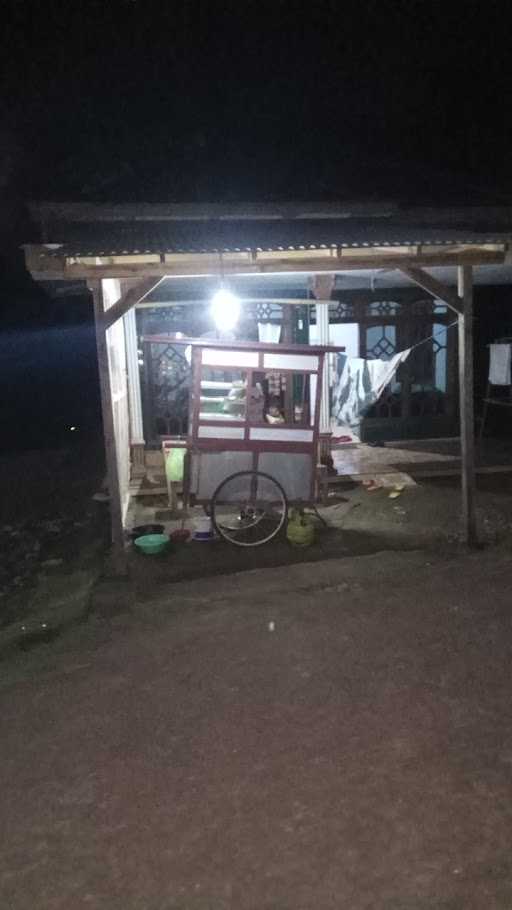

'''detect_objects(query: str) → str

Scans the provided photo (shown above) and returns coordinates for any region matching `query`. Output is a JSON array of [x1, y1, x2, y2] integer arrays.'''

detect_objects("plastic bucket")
[[193, 516, 213, 541]]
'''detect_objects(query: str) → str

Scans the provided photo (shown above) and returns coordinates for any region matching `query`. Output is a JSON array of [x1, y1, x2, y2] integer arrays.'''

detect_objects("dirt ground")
[[0, 444, 106, 635], [3, 441, 512, 636], [2, 547, 512, 909]]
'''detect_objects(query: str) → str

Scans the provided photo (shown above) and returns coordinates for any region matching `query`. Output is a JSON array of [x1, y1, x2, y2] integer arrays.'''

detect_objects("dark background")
[[2, 0, 512, 451]]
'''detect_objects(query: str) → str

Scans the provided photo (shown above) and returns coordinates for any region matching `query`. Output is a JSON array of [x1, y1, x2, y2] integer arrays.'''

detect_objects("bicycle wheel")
[[211, 470, 288, 547]]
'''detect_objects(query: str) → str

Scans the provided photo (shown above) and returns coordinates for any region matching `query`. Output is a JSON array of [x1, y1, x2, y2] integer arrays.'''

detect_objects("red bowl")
[[170, 528, 191, 543]]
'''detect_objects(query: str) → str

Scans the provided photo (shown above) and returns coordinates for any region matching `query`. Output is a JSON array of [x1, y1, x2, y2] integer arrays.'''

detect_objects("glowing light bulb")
[[210, 289, 240, 332]]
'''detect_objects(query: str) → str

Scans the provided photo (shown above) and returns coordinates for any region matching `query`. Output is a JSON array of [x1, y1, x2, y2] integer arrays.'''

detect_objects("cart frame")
[[144, 335, 345, 508]]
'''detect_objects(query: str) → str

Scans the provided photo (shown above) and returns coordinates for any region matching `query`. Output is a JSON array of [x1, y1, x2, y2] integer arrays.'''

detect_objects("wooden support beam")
[[281, 305, 294, 422], [135, 297, 330, 309], [398, 266, 462, 314], [90, 281, 128, 574], [311, 274, 336, 300], [457, 265, 477, 546], [102, 277, 165, 330], [312, 276, 334, 451], [26, 247, 505, 281]]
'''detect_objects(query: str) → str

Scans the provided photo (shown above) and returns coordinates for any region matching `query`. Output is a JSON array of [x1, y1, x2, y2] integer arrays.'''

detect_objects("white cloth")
[[258, 323, 281, 343], [331, 349, 411, 432], [489, 344, 511, 385]]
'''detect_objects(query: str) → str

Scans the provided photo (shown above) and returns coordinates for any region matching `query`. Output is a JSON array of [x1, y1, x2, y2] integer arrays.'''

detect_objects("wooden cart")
[[145, 336, 344, 546]]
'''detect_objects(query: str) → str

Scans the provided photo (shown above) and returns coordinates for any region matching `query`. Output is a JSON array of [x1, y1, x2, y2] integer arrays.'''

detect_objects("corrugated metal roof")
[[43, 217, 510, 258]]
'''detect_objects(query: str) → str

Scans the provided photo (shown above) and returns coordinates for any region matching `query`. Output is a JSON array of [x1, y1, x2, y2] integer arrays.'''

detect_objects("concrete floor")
[[136, 439, 512, 495], [332, 436, 512, 477], [2, 548, 512, 908]]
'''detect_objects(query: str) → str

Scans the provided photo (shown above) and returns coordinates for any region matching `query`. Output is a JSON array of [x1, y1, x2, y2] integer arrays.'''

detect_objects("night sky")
[[2, 0, 512, 449], [2, 0, 512, 208]]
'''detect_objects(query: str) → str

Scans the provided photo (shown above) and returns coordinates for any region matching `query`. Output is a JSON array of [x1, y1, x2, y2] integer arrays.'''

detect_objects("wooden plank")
[[140, 335, 345, 355], [458, 265, 477, 545], [328, 463, 512, 481], [102, 276, 165, 329], [399, 266, 462, 314], [408, 463, 512, 478], [131, 486, 168, 497], [482, 397, 512, 406], [135, 288, 468, 310], [90, 280, 128, 574], [311, 274, 336, 300], [26, 247, 506, 281], [135, 297, 329, 309]]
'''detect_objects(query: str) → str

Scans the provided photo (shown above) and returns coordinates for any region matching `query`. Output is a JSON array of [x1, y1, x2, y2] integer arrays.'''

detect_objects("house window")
[[433, 323, 448, 392], [366, 301, 400, 317], [366, 325, 397, 360]]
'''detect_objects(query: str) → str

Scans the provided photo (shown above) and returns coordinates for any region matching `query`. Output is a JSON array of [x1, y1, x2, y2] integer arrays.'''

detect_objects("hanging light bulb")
[[210, 288, 241, 332]]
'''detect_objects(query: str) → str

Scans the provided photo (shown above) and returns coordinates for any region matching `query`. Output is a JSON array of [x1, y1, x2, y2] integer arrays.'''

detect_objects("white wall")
[[309, 322, 359, 357], [102, 280, 131, 524]]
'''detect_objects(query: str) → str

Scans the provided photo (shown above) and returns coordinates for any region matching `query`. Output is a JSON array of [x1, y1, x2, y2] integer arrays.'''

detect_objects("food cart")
[[143, 336, 344, 546]]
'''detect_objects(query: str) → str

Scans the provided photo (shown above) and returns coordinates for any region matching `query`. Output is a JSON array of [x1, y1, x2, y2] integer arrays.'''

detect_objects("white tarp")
[[331, 349, 411, 436]]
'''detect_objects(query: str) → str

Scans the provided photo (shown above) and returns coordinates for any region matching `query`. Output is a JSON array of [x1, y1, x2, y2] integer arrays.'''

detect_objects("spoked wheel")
[[211, 470, 288, 547]]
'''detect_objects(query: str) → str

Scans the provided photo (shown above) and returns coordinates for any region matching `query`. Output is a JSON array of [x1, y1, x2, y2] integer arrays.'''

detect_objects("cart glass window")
[[199, 368, 247, 422], [198, 366, 315, 429], [252, 371, 313, 426]]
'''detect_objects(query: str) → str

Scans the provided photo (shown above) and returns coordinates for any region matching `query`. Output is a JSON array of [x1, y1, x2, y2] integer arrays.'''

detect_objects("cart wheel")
[[211, 470, 288, 547]]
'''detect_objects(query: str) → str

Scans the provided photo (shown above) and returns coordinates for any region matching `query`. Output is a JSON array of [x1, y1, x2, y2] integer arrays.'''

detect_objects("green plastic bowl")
[[134, 533, 170, 555]]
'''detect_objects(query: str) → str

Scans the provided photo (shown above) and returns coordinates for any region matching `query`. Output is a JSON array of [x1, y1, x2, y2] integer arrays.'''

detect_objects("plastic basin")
[[130, 523, 165, 540], [134, 533, 170, 555]]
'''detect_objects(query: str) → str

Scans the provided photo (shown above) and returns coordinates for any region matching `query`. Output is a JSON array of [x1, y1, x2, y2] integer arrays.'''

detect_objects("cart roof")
[[141, 335, 345, 355]]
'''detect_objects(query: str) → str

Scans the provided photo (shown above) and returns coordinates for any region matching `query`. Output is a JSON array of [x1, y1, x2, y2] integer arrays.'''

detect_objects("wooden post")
[[458, 265, 477, 546], [281, 305, 294, 422], [91, 281, 128, 574], [316, 302, 332, 457], [312, 275, 335, 459]]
